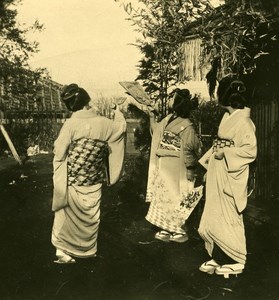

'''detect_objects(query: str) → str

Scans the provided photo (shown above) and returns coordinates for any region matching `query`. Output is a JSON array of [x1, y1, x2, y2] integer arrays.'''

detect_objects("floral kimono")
[[198, 107, 257, 264], [145, 115, 202, 234], [51, 109, 126, 258]]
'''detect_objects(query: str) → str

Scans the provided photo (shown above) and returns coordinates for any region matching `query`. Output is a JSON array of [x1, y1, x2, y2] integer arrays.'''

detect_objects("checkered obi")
[[212, 138, 234, 153], [159, 131, 181, 152], [67, 138, 109, 186]]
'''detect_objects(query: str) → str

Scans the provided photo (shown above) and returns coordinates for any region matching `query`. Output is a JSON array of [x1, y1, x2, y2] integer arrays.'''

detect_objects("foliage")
[[117, 0, 214, 117], [0, 116, 62, 157], [192, 99, 224, 136], [94, 95, 114, 118], [126, 103, 151, 155], [196, 0, 278, 96], [0, 0, 46, 110], [116, 0, 278, 102], [192, 99, 224, 152]]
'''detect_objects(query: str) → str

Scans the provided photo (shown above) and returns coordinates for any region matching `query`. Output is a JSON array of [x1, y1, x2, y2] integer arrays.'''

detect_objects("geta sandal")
[[169, 233, 188, 243], [54, 254, 76, 264], [215, 263, 244, 278], [199, 259, 220, 274], [155, 230, 171, 242]]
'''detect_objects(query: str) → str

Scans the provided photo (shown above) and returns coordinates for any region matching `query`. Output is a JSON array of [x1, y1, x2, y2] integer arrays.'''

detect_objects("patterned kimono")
[[51, 109, 126, 258], [198, 107, 257, 264], [145, 115, 201, 234]]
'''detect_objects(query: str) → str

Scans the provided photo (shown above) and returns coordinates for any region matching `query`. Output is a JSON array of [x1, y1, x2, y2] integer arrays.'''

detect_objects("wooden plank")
[[0, 124, 22, 165]]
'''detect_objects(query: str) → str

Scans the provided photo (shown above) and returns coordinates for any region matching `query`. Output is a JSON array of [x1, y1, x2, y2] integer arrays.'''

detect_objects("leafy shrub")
[[0, 117, 62, 157]]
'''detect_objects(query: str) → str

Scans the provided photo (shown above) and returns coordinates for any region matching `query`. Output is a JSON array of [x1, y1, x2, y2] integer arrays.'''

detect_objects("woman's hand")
[[214, 149, 224, 160], [146, 105, 156, 117], [111, 103, 120, 111]]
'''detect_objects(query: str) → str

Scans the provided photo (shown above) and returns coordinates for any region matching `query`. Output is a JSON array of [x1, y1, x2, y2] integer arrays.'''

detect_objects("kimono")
[[51, 109, 126, 258], [198, 107, 257, 264], [145, 115, 201, 234]]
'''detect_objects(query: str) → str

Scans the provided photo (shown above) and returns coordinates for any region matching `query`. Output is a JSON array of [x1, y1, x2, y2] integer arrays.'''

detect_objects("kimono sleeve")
[[150, 115, 169, 136], [52, 121, 72, 211], [223, 119, 257, 212], [199, 147, 213, 170], [181, 126, 201, 167], [106, 110, 126, 185], [106, 109, 126, 142], [53, 120, 72, 162], [149, 113, 157, 135], [223, 120, 257, 172]]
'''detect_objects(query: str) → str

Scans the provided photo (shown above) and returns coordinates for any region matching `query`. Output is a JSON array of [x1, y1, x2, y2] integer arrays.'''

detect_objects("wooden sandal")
[[54, 256, 76, 264], [155, 230, 171, 242], [215, 263, 244, 278], [199, 259, 220, 274], [54, 252, 76, 264], [169, 233, 188, 243]]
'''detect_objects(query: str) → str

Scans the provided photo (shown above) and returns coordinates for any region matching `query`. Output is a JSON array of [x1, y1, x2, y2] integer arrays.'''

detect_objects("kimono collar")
[[165, 116, 192, 133], [71, 109, 98, 119], [241, 107, 251, 117], [226, 107, 251, 119]]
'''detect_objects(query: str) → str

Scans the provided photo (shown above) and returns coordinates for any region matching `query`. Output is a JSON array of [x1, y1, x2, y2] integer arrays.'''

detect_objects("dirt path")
[[0, 154, 278, 299]]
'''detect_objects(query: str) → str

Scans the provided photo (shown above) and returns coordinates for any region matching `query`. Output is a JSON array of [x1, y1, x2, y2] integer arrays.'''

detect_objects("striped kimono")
[[51, 109, 126, 258], [198, 107, 257, 264], [145, 115, 201, 234]]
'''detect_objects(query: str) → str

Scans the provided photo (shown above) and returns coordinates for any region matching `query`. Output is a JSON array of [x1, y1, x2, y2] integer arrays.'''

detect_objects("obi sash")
[[67, 138, 109, 186], [212, 138, 235, 153], [159, 130, 183, 152]]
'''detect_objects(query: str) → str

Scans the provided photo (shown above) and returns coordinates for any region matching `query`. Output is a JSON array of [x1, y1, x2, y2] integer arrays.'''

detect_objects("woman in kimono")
[[145, 88, 201, 243], [51, 83, 126, 263], [198, 77, 257, 278]]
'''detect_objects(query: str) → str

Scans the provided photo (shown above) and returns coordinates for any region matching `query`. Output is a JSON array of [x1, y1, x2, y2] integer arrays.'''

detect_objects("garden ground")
[[0, 154, 278, 300]]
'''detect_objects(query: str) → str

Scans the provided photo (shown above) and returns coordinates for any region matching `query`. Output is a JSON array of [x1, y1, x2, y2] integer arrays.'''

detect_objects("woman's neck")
[[226, 106, 237, 115]]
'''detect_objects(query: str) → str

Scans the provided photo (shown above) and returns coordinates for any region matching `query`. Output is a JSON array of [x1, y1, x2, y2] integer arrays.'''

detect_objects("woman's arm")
[[181, 126, 201, 181], [223, 120, 257, 172], [106, 105, 127, 143], [53, 120, 72, 162]]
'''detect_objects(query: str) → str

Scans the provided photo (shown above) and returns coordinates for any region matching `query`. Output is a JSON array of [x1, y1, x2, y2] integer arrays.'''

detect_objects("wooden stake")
[[0, 124, 23, 165]]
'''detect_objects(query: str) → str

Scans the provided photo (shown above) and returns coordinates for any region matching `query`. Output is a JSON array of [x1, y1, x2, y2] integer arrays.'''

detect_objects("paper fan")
[[119, 81, 152, 106], [114, 97, 127, 105]]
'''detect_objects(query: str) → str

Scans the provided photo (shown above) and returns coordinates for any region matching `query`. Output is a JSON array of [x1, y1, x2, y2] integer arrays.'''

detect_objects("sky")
[[17, 0, 223, 100], [17, 0, 142, 99]]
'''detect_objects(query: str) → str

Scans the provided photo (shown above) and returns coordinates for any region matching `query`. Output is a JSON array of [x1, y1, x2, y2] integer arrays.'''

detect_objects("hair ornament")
[[230, 80, 246, 94]]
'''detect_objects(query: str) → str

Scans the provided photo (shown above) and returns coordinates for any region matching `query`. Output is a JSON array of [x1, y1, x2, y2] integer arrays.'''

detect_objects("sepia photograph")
[[0, 0, 278, 299]]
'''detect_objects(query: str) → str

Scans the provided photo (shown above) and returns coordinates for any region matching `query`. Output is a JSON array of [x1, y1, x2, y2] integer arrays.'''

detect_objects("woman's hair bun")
[[217, 76, 247, 109], [171, 88, 191, 100], [171, 88, 198, 118], [60, 83, 90, 112], [61, 83, 80, 101]]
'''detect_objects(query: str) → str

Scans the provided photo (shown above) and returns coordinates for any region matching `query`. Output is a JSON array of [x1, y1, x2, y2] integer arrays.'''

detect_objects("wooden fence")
[[250, 100, 279, 212]]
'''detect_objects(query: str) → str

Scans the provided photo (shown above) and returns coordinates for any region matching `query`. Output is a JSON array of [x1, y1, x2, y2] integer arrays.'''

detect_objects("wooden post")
[[0, 124, 22, 165]]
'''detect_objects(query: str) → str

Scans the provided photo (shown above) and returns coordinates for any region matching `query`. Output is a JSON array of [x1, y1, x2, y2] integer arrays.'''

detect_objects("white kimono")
[[51, 109, 126, 258], [198, 107, 257, 264]]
